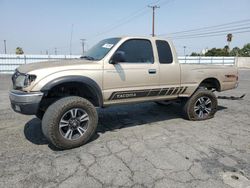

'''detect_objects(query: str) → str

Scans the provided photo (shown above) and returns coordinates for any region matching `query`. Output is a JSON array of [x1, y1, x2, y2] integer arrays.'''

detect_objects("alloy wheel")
[[59, 108, 89, 140], [194, 96, 212, 119]]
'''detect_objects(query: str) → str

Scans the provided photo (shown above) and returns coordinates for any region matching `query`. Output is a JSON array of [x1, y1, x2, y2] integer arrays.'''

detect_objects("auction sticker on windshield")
[[102, 43, 114, 49]]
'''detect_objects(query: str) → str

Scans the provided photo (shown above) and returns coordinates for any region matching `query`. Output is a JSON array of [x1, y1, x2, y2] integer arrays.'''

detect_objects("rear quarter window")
[[156, 40, 173, 64]]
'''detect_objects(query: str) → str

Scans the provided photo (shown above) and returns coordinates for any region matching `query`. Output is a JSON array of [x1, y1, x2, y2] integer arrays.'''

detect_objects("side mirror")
[[110, 51, 125, 64]]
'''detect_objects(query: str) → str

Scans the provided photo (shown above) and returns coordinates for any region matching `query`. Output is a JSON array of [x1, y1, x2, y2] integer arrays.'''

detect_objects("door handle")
[[148, 69, 156, 74]]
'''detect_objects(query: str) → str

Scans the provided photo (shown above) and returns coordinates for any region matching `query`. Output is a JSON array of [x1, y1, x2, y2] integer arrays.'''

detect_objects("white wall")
[[0, 54, 80, 73], [237, 57, 250, 68], [178, 56, 235, 64]]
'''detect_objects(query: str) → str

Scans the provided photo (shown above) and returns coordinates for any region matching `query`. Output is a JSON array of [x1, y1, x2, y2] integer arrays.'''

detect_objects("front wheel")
[[42, 96, 98, 150], [183, 88, 217, 121]]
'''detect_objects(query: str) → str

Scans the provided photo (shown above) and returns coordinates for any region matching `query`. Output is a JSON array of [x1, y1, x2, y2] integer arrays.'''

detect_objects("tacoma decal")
[[109, 87, 188, 100]]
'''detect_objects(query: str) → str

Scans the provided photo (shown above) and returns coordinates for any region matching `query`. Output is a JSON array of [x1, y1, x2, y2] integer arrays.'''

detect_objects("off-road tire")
[[183, 88, 217, 121], [42, 96, 98, 149]]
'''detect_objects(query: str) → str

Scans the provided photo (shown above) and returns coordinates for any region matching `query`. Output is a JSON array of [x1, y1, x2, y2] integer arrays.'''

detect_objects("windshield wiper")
[[80, 56, 96, 60]]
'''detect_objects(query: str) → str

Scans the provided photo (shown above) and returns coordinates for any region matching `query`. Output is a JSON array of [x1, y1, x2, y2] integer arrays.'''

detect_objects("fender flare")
[[198, 77, 221, 92], [41, 76, 103, 107]]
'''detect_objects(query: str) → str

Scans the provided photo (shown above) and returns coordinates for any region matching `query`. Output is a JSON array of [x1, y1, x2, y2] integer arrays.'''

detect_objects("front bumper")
[[9, 90, 44, 115]]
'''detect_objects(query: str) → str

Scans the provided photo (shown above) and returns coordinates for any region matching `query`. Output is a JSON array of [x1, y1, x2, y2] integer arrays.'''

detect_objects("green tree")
[[205, 48, 216, 56], [187, 43, 250, 57], [224, 45, 229, 53], [190, 52, 200, 56], [16, 47, 24, 55], [240, 43, 250, 57], [205, 47, 229, 56], [230, 47, 241, 56]]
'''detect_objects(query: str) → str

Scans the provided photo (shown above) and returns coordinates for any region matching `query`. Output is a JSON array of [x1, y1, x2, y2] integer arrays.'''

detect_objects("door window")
[[116, 39, 154, 63]]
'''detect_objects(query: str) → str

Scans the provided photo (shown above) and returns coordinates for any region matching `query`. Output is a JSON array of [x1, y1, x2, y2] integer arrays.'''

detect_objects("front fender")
[[40, 75, 103, 107]]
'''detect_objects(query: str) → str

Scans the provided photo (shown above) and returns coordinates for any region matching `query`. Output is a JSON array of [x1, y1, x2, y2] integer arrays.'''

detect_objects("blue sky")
[[0, 0, 250, 55]]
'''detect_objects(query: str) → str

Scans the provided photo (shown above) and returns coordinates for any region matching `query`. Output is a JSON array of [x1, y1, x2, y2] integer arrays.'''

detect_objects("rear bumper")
[[9, 90, 43, 115]]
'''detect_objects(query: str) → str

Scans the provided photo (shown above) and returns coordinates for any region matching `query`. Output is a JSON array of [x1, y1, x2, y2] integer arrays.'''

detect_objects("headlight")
[[15, 74, 27, 88], [13, 71, 36, 89]]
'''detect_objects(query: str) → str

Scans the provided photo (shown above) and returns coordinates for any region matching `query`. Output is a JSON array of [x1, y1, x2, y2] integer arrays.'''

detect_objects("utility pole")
[[148, 5, 160, 37], [227, 33, 232, 53], [80, 39, 86, 55], [54, 48, 57, 55], [3, 40, 7, 54]]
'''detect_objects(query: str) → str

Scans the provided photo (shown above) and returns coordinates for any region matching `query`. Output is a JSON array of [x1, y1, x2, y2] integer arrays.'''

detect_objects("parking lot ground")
[[0, 70, 250, 188]]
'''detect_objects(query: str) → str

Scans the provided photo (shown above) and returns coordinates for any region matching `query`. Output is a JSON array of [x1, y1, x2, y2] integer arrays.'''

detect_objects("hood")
[[17, 59, 96, 73]]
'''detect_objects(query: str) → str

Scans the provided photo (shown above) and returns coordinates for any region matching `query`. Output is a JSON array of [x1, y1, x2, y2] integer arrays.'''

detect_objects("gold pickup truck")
[[9, 36, 238, 149]]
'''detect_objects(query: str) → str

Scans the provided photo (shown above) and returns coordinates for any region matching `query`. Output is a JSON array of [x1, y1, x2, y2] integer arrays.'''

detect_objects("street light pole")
[[80, 39, 86, 55], [3, 40, 7, 54], [69, 24, 74, 55], [183, 46, 186, 56]]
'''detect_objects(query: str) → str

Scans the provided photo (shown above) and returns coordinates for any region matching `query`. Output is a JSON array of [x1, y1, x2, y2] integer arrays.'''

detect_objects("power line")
[[172, 30, 250, 40], [92, 9, 149, 38], [44, 0, 174, 53], [48, 10, 149, 52], [172, 26, 250, 39], [170, 22, 250, 37], [158, 0, 175, 7], [91, 4, 150, 38], [90, 0, 172, 38], [159, 19, 250, 36]]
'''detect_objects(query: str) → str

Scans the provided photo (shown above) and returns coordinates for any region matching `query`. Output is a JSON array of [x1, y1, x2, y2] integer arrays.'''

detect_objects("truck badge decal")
[[108, 87, 188, 100], [116, 93, 137, 99]]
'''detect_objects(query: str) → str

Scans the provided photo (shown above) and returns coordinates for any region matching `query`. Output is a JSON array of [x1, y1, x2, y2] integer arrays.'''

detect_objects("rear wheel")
[[42, 96, 98, 149], [183, 88, 217, 121]]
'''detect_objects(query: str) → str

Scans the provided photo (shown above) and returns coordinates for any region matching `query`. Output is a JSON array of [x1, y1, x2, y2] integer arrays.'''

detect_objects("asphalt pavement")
[[0, 70, 250, 188]]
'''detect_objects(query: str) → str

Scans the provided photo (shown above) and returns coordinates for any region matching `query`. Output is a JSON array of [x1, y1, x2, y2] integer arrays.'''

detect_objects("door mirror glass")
[[110, 51, 125, 64]]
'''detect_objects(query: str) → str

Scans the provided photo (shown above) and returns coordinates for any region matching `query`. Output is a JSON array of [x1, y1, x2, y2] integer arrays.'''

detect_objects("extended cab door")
[[156, 40, 182, 98], [103, 38, 160, 104]]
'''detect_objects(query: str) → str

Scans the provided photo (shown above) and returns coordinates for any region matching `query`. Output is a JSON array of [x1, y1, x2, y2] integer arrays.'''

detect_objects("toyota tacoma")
[[9, 36, 238, 149]]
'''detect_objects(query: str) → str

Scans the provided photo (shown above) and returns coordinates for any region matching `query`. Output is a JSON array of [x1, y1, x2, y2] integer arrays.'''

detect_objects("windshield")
[[81, 38, 121, 60]]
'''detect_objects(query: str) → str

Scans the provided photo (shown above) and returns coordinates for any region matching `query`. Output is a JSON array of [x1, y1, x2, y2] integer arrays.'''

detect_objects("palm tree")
[[16, 47, 24, 55]]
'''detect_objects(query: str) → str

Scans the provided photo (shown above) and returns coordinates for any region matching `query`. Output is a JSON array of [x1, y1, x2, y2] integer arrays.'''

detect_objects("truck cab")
[[101, 37, 182, 105]]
